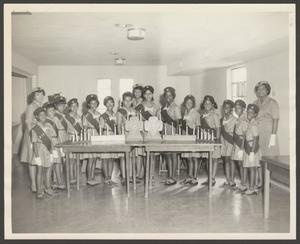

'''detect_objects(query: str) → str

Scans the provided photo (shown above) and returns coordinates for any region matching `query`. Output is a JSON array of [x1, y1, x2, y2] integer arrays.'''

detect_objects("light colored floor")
[[11, 155, 290, 233]]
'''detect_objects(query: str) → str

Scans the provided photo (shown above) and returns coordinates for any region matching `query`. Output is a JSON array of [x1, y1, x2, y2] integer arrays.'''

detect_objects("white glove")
[[249, 152, 255, 163], [34, 157, 42, 166], [268, 134, 276, 148], [52, 150, 59, 159], [50, 154, 54, 162], [237, 150, 244, 160]]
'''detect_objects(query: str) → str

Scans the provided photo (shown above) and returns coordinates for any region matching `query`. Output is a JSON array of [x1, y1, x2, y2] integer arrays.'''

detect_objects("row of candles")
[[70, 122, 216, 142]]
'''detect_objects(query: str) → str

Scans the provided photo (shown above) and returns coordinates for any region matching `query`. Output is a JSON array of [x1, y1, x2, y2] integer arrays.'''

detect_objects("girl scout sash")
[[180, 119, 194, 135], [45, 118, 58, 137], [31, 124, 52, 152], [65, 113, 82, 134], [140, 105, 153, 121], [161, 107, 178, 127], [244, 137, 259, 155], [83, 111, 100, 134], [220, 118, 234, 145], [100, 113, 116, 131], [233, 126, 244, 148], [54, 113, 68, 131], [135, 103, 144, 113]]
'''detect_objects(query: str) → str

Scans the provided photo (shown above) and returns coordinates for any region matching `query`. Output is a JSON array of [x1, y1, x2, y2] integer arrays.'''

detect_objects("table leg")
[[264, 162, 270, 219], [132, 152, 136, 192], [149, 153, 153, 190], [145, 151, 150, 198], [65, 152, 70, 198], [208, 151, 212, 194], [125, 152, 130, 197], [76, 154, 80, 191]]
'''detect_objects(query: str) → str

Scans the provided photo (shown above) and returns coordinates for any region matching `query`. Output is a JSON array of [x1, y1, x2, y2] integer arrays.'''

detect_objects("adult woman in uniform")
[[20, 87, 45, 192], [253, 81, 280, 187]]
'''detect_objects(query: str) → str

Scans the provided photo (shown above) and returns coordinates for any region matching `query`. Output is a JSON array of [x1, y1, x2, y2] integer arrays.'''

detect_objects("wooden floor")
[[11, 155, 290, 233]]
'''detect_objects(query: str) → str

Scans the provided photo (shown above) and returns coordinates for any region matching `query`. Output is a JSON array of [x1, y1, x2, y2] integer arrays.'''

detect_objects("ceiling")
[[12, 11, 290, 67]]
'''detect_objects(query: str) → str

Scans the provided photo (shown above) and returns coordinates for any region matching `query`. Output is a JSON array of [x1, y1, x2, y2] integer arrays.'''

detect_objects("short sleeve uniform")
[[201, 109, 221, 159], [55, 111, 69, 143], [31, 123, 56, 168], [182, 109, 201, 158], [142, 102, 160, 120], [254, 97, 280, 156], [45, 117, 63, 163], [232, 113, 248, 161], [20, 101, 41, 164], [243, 119, 262, 168], [221, 114, 237, 157]]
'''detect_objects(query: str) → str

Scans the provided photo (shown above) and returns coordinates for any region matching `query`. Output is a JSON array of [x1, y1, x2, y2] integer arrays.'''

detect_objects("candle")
[[123, 124, 125, 135], [186, 124, 188, 135], [179, 125, 181, 135], [99, 126, 102, 136], [197, 127, 199, 140], [114, 124, 116, 135], [106, 124, 108, 135], [164, 123, 166, 135], [171, 122, 174, 135], [193, 127, 195, 135]]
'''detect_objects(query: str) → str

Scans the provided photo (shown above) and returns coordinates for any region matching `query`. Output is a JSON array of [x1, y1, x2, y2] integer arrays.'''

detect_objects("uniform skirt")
[[231, 144, 243, 161], [20, 129, 34, 164], [243, 150, 262, 168], [221, 139, 234, 157], [32, 143, 53, 168]]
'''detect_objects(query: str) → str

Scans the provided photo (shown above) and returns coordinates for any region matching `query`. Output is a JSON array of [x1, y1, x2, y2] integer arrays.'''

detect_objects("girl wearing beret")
[[180, 95, 201, 186], [20, 87, 45, 192], [65, 98, 84, 184], [116, 92, 139, 184], [132, 84, 144, 114], [43, 101, 65, 190], [220, 100, 237, 187], [232, 99, 248, 192], [161, 87, 181, 185], [31, 107, 57, 198], [200, 95, 221, 187], [82, 94, 101, 186], [99, 96, 122, 186], [253, 81, 280, 188], [242, 104, 262, 195]]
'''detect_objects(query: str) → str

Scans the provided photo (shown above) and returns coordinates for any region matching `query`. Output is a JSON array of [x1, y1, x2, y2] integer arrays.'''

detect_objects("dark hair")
[[87, 99, 99, 108], [222, 99, 235, 110], [103, 96, 115, 106], [122, 91, 133, 101], [254, 81, 271, 96], [200, 95, 218, 110], [234, 99, 246, 109], [247, 104, 260, 114], [163, 87, 176, 99]]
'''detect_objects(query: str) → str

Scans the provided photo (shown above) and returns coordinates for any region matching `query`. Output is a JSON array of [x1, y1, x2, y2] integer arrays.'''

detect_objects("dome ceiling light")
[[115, 23, 146, 41], [114, 58, 126, 65]]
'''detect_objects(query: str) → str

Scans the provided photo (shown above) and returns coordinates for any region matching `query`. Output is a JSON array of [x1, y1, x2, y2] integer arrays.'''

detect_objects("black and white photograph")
[[4, 3, 296, 239]]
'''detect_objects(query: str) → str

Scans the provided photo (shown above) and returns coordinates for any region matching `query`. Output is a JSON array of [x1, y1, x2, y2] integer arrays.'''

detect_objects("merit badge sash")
[[31, 125, 52, 152], [54, 113, 68, 131], [65, 113, 82, 134], [83, 111, 100, 134]]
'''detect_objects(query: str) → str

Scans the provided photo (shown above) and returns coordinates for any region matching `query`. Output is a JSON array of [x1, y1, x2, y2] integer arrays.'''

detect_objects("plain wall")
[[190, 51, 289, 155], [38, 65, 190, 110]]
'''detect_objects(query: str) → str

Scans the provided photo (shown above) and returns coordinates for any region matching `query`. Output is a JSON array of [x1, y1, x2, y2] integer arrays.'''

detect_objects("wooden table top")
[[262, 155, 290, 170]]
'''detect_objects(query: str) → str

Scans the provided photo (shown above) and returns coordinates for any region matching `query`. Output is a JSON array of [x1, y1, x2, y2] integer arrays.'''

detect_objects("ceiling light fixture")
[[127, 27, 146, 41], [114, 58, 126, 65]]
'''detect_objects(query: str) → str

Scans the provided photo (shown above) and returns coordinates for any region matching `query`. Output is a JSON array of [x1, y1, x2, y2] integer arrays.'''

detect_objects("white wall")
[[190, 51, 289, 155], [12, 51, 38, 76], [38, 65, 190, 110]]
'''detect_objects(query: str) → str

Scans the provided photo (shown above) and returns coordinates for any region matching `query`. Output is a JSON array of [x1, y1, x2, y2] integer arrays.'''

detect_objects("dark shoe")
[[181, 178, 192, 185], [165, 178, 177, 186], [201, 180, 208, 186], [190, 178, 198, 186], [87, 180, 101, 186]]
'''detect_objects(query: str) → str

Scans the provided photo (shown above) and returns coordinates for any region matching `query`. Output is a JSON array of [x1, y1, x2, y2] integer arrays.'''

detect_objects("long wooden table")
[[261, 155, 290, 219], [57, 141, 132, 198]]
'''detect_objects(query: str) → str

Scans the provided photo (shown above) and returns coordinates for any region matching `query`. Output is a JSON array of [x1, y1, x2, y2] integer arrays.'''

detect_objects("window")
[[227, 66, 247, 101], [119, 78, 134, 98], [97, 79, 111, 113]]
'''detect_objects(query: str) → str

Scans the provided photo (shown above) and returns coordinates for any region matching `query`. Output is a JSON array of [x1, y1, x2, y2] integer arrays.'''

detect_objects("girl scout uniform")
[[221, 114, 237, 157], [232, 113, 248, 161]]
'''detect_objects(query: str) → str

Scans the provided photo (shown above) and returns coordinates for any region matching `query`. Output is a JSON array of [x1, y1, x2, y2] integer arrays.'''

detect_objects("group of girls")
[[20, 80, 279, 198]]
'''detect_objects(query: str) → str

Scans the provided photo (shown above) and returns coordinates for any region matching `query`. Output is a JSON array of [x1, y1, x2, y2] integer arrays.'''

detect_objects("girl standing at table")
[[31, 107, 56, 198], [116, 92, 139, 184], [82, 94, 101, 186], [65, 98, 84, 184], [253, 81, 280, 188], [243, 104, 262, 195], [232, 100, 248, 192], [200, 95, 221, 187], [99, 96, 122, 186], [161, 87, 181, 186], [20, 87, 45, 192], [220, 100, 237, 187], [43, 101, 65, 189], [181, 95, 201, 186], [141, 85, 161, 181], [132, 84, 144, 114]]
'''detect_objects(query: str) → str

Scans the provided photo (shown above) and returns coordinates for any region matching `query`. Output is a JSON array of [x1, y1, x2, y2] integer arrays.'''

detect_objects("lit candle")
[[171, 122, 174, 135]]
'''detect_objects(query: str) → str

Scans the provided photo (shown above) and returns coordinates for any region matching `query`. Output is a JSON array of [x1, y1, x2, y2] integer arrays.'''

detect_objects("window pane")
[[231, 66, 247, 83], [230, 66, 247, 101]]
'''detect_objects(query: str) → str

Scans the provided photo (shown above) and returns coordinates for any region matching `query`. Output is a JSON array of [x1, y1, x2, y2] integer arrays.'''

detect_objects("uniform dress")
[[232, 113, 248, 161], [20, 100, 42, 164], [99, 111, 122, 159], [31, 122, 57, 168], [161, 102, 181, 135], [182, 108, 201, 158], [54, 111, 68, 157], [254, 96, 280, 156], [200, 109, 221, 159], [45, 116, 62, 164], [82, 109, 101, 158], [243, 118, 262, 167], [66, 112, 86, 160], [221, 114, 237, 157]]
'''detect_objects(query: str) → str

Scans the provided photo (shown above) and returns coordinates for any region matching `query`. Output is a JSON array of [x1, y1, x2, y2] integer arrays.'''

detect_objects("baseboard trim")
[[271, 179, 290, 192]]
